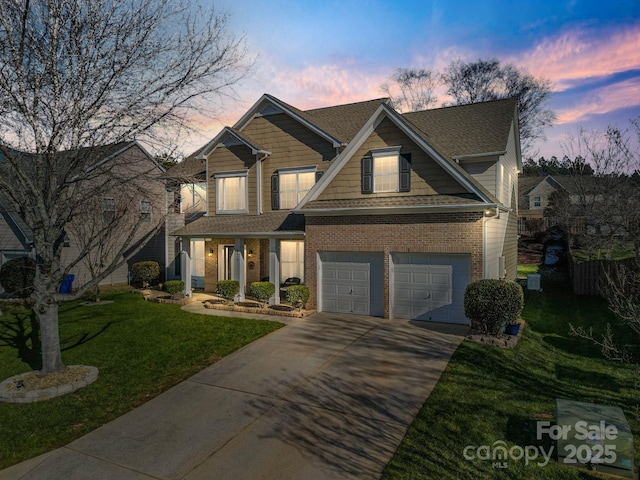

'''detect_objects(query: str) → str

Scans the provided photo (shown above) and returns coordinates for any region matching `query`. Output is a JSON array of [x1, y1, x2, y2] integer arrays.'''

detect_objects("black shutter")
[[315, 171, 324, 182], [271, 173, 279, 210], [361, 157, 373, 194], [399, 153, 411, 192]]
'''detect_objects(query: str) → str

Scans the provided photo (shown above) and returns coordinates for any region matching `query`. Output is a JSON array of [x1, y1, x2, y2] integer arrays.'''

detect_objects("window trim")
[[277, 166, 317, 209], [140, 200, 152, 223], [102, 196, 115, 223], [533, 196, 542, 208], [215, 170, 249, 214], [372, 146, 402, 193]]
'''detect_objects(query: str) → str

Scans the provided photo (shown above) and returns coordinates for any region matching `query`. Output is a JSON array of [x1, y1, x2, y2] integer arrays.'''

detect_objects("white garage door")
[[392, 253, 471, 324], [320, 252, 384, 317]]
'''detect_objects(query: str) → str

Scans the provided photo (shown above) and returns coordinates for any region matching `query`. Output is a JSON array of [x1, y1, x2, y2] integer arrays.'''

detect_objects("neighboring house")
[[0, 141, 166, 287], [171, 94, 521, 324], [0, 202, 32, 267], [518, 175, 566, 219]]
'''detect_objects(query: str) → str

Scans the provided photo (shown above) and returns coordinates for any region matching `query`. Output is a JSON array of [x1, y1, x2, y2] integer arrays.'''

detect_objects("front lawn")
[[0, 290, 282, 469], [382, 281, 640, 479]]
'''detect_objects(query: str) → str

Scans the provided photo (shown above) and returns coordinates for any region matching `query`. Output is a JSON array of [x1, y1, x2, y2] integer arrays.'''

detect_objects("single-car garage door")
[[392, 253, 471, 324], [320, 252, 384, 317]]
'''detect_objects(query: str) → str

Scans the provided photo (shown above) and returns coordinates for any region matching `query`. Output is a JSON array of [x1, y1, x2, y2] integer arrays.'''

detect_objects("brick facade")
[[305, 212, 484, 317], [203, 238, 263, 293]]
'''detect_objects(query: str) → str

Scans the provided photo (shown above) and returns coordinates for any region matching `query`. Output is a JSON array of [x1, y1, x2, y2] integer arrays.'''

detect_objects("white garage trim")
[[390, 253, 471, 324]]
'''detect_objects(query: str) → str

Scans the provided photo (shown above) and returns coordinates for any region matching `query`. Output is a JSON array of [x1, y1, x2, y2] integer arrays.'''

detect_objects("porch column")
[[180, 250, 192, 297], [234, 237, 245, 301], [269, 238, 280, 305]]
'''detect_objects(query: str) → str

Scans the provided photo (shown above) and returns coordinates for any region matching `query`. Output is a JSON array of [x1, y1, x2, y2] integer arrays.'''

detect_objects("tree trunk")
[[34, 298, 64, 373]]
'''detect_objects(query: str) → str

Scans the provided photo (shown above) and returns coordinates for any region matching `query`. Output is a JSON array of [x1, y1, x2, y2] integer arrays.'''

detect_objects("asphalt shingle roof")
[[302, 193, 485, 211], [402, 98, 517, 160], [172, 212, 304, 236]]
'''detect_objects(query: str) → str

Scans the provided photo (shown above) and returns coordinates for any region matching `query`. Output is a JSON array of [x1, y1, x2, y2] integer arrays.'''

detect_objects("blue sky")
[[187, 0, 640, 160]]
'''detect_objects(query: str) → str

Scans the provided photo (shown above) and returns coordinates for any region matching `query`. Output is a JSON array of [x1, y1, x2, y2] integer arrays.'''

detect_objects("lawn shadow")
[[555, 364, 621, 392], [61, 321, 114, 352], [0, 310, 42, 370]]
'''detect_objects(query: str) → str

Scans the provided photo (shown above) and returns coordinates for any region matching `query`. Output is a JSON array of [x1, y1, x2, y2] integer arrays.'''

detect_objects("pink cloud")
[[519, 23, 640, 90], [556, 76, 640, 124]]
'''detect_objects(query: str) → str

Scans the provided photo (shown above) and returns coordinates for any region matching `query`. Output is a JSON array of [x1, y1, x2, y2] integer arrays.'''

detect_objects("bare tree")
[[380, 68, 438, 113], [0, 0, 250, 373], [442, 59, 556, 158], [564, 120, 640, 377]]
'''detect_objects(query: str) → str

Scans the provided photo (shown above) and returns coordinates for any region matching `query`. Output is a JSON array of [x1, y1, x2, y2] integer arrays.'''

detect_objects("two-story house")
[[0, 141, 166, 287], [171, 94, 520, 324]]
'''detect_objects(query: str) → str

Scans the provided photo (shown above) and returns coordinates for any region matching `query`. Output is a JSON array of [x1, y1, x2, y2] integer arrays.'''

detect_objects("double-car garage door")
[[319, 251, 470, 324]]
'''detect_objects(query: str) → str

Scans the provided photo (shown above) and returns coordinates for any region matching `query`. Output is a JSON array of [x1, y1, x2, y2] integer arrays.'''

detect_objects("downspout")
[[256, 152, 269, 215]]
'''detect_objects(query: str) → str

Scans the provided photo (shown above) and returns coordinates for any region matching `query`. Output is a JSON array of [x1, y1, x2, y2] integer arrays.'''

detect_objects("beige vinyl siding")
[[207, 145, 256, 215], [206, 114, 336, 213], [484, 213, 507, 279], [460, 160, 497, 196], [318, 118, 465, 201], [502, 209, 518, 280]]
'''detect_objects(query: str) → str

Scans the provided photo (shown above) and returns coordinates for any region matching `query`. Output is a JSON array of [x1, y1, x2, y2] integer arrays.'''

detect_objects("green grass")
[[571, 244, 636, 262], [517, 264, 540, 277], [382, 279, 640, 479], [0, 290, 282, 469]]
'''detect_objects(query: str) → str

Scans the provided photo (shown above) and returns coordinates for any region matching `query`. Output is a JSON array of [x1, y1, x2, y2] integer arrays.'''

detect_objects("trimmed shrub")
[[287, 285, 310, 309], [0, 256, 36, 298], [249, 281, 275, 306], [164, 280, 185, 295], [216, 279, 240, 301], [131, 261, 160, 287], [464, 279, 524, 336]]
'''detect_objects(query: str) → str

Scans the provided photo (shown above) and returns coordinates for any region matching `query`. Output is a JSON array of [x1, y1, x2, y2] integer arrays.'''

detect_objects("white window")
[[141, 200, 152, 223], [102, 197, 115, 223], [216, 172, 248, 213], [533, 196, 541, 208], [280, 240, 304, 283], [373, 153, 399, 193], [279, 170, 315, 209], [180, 183, 207, 213]]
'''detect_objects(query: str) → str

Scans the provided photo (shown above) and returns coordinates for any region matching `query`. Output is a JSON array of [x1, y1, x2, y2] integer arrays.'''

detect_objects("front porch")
[[171, 212, 306, 304]]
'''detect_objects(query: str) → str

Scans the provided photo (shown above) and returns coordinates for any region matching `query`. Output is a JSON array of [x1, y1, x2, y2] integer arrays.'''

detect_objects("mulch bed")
[[464, 319, 525, 349]]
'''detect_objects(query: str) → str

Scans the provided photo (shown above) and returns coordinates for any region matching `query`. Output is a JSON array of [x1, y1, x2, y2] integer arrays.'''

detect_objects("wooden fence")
[[568, 256, 636, 296]]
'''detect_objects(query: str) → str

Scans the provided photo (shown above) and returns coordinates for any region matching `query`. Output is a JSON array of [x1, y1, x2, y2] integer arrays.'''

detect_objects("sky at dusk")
[[185, 0, 640, 161]]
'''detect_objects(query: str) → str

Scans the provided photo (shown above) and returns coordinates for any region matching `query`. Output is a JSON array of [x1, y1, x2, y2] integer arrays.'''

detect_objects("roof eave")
[[296, 203, 497, 216]]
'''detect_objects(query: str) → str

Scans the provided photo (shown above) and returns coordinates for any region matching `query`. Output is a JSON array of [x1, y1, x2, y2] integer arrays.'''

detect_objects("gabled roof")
[[518, 175, 566, 197], [402, 98, 518, 160], [297, 100, 513, 210], [196, 126, 271, 160], [197, 94, 391, 160]]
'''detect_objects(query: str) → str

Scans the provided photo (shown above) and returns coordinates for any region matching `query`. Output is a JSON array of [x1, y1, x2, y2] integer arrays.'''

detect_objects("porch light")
[[208, 249, 213, 256]]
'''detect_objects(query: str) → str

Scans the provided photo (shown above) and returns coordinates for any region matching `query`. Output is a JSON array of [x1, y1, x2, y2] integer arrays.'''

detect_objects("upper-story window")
[[533, 196, 541, 207], [216, 171, 248, 214], [271, 167, 320, 210], [140, 200, 152, 223], [180, 183, 207, 213], [102, 197, 115, 223], [361, 147, 411, 194], [279, 169, 316, 209]]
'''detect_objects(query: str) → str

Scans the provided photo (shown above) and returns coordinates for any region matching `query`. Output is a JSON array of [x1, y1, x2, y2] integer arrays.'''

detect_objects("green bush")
[[249, 281, 275, 306], [131, 261, 160, 287], [0, 257, 36, 298], [164, 280, 185, 295], [286, 285, 310, 309], [216, 279, 240, 301], [464, 279, 524, 336]]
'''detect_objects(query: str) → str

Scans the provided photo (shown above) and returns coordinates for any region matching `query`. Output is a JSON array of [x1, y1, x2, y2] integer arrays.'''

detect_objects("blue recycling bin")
[[60, 274, 75, 294]]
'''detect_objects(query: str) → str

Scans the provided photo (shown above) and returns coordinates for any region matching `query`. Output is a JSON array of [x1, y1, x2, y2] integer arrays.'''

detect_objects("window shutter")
[[271, 173, 279, 210], [315, 171, 324, 182], [361, 157, 373, 194], [399, 153, 411, 192]]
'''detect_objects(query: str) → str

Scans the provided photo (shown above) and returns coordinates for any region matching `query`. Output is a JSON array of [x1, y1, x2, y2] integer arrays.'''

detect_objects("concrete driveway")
[[0, 312, 465, 480]]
